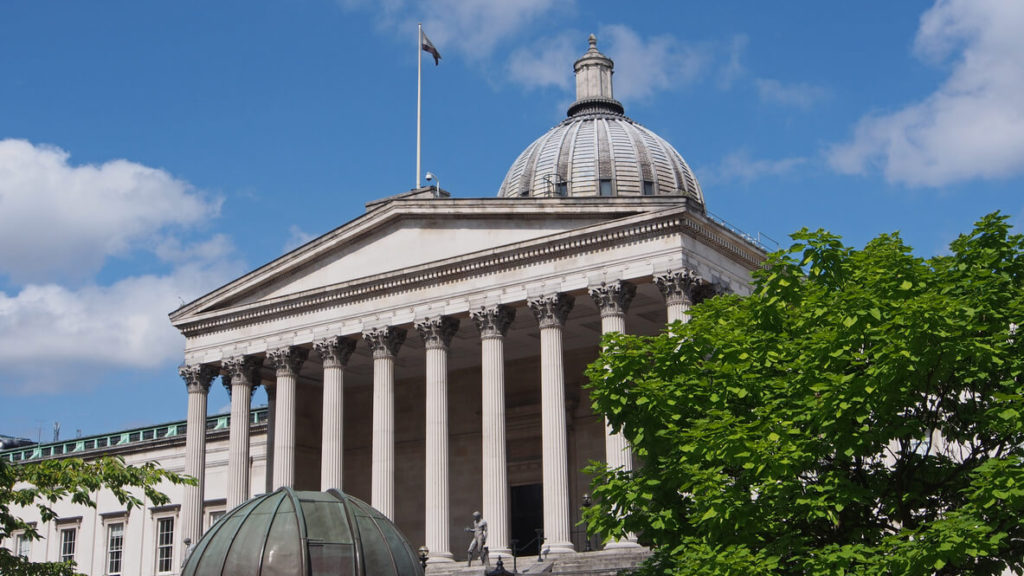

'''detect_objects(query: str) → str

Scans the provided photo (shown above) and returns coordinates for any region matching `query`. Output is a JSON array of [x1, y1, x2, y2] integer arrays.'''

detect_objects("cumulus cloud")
[[755, 78, 828, 109], [0, 139, 243, 395], [598, 25, 709, 103], [0, 139, 221, 284], [702, 150, 807, 185], [827, 0, 1024, 187]]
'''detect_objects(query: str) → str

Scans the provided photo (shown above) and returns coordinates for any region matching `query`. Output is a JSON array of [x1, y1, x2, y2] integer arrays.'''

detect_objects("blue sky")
[[2, 0, 1023, 441]]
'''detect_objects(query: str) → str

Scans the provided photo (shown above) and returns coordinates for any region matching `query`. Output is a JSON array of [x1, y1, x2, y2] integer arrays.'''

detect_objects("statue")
[[465, 510, 489, 567]]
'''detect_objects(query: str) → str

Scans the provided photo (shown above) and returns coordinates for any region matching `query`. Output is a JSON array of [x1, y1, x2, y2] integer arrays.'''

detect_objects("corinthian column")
[[363, 326, 406, 520], [221, 356, 260, 510], [588, 281, 641, 549], [179, 363, 216, 549], [471, 304, 516, 559], [314, 337, 356, 492], [266, 346, 308, 489], [655, 269, 710, 323], [527, 293, 575, 555], [416, 316, 460, 563]]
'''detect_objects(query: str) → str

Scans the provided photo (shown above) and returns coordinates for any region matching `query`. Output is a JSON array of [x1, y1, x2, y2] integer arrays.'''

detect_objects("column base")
[[488, 547, 512, 559], [604, 538, 642, 549], [543, 541, 576, 555], [426, 553, 455, 564]]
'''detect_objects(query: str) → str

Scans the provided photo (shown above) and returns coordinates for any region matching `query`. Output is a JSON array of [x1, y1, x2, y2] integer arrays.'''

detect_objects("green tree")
[[584, 213, 1024, 575], [0, 456, 193, 576]]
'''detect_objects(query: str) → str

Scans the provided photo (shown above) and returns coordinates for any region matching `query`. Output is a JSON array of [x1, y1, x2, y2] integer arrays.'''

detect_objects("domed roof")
[[497, 35, 704, 206], [181, 488, 422, 576]]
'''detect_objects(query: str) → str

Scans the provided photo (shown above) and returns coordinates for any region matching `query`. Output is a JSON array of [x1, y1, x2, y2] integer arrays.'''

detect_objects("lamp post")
[[418, 545, 430, 571]]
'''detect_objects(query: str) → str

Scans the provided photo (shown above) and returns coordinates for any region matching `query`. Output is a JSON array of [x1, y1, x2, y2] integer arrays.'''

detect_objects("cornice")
[[175, 205, 764, 339]]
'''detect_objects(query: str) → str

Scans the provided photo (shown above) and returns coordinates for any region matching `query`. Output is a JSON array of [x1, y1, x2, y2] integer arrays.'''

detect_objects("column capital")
[[221, 356, 261, 395], [363, 326, 407, 359], [415, 316, 460, 350], [471, 305, 516, 339], [314, 336, 357, 369], [655, 269, 716, 307], [528, 293, 575, 329], [179, 364, 217, 394], [589, 281, 636, 318], [267, 346, 308, 377]]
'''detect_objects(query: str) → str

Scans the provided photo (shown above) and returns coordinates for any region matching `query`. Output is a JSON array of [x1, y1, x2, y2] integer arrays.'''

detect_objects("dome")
[[497, 35, 704, 206], [181, 488, 422, 576]]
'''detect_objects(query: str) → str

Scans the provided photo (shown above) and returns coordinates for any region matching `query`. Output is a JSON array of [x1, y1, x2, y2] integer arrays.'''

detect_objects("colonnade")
[[178, 270, 716, 555]]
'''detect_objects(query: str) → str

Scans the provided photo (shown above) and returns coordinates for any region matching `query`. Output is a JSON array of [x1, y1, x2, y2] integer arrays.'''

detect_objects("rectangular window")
[[156, 517, 174, 573], [209, 510, 226, 528], [556, 182, 568, 197], [599, 179, 613, 196], [643, 180, 654, 196], [106, 522, 124, 575], [60, 527, 76, 563], [16, 532, 31, 559]]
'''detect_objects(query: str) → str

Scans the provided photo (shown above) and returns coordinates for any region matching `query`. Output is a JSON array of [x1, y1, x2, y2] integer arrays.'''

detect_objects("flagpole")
[[417, 23, 422, 189]]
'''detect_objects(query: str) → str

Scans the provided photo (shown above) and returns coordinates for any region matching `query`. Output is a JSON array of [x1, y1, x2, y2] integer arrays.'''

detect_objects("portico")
[[169, 35, 765, 563]]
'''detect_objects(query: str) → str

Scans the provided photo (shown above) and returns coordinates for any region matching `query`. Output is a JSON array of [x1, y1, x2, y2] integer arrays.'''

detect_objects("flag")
[[421, 29, 441, 65]]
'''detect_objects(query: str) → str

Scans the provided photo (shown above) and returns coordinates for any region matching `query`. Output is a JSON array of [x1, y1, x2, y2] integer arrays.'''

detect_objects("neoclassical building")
[[169, 35, 763, 564], [3, 36, 764, 574]]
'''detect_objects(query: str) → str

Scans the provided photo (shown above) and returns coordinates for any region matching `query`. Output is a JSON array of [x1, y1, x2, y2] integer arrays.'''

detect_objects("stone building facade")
[[3, 36, 764, 574]]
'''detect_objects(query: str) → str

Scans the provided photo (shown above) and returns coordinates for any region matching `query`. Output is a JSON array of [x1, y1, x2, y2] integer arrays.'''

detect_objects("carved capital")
[[528, 292, 575, 329], [314, 336, 357, 369], [267, 346, 308, 377], [655, 269, 716, 307], [471, 305, 516, 339], [589, 281, 636, 318], [415, 316, 460, 350], [179, 363, 217, 395], [221, 356, 261, 396], [363, 327, 407, 360]]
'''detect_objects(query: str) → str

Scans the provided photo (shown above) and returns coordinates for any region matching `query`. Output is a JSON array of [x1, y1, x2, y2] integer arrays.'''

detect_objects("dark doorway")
[[509, 483, 544, 557]]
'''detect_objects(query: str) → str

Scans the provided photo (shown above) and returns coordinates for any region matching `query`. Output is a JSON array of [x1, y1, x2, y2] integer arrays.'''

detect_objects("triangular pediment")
[[170, 196, 693, 325]]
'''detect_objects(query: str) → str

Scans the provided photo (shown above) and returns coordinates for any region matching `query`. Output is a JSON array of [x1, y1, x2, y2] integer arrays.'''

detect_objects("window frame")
[[155, 515, 176, 574], [59, 526, 77, 564], [599, 179, 613, 196], [105, 521, 125, 576]]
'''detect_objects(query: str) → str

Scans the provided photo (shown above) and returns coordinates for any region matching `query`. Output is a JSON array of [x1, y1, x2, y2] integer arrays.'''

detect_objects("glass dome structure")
[[181, 488, 422, 576]]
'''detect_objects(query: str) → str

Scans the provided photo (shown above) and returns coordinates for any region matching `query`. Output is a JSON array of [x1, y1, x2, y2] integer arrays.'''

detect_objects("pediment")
[[170, 197, 684, 324]]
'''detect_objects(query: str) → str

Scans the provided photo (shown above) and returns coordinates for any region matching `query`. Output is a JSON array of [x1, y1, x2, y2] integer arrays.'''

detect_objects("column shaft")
[[179, 364, 215, 549], [364, 327, 406, 521], [316, 337, 356, 492], [529, 294, 575, 555], [472, 305, 515, 559], [223, 357, 259, 510], [267, 347, 307, 490], [417, 317, 459, 563]]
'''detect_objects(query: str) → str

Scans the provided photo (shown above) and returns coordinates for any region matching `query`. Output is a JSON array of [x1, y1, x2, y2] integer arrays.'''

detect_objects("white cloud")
[[507, 33, 577, 91], [702, 150, 807, 185], [755, 78, 828, 109], [0, 139, 222, 284], [0, 140, 243, 395], [599, 25, 709, 103], [827, 0, 1024, 187], [717, 34, 747, 90], [283, 225, 317, 253], [342, 0, 565, 62]]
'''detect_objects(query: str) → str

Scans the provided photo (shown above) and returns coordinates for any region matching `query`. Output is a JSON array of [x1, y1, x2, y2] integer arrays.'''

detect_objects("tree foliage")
[[584, 213, 1024, 575], [0, 456, 194, 576]]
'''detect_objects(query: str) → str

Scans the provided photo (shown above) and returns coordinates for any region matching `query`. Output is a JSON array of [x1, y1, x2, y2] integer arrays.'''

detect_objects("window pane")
[[599, 179, 613, 196], [157, 517, 174, 573], [107, 523, 124, 575], [60, 528, 76, 563], [643, 181, 654, 196], [16, 533, 30, 559]]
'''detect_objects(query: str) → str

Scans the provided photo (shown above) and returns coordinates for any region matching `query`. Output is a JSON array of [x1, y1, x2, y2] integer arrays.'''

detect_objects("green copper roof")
[[182, 487, 422, 576]]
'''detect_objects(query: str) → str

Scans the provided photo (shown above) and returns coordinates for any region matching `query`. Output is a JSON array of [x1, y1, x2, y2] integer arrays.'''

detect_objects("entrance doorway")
[[509, 483, 544, 556]]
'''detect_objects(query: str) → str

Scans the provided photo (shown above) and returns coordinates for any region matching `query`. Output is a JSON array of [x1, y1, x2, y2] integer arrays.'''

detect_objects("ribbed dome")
[[181, 488, 422, 576], [497, 35, 704, 206]]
